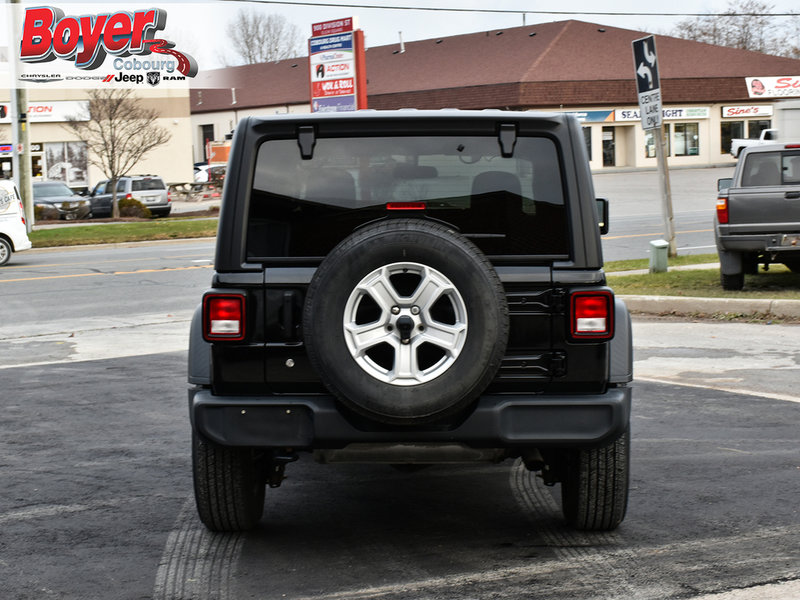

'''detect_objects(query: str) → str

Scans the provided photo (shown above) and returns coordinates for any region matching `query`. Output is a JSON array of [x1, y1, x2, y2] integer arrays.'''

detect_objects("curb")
[[621, 294, 800, 319]]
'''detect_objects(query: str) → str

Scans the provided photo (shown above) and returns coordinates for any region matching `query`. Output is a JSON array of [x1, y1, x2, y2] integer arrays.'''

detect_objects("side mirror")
[[596, 198, 609, 235], [718, 178, 733, 192]]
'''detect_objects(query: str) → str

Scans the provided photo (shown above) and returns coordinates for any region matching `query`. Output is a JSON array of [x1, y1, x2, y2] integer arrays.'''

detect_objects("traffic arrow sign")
[[632, 35, 660, 94], [632, 35, 662, 129]]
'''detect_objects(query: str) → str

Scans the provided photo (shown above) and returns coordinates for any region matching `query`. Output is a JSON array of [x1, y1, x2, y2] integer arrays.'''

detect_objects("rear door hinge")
[[297, 126, 316, 160], [550, 288, 567, 313], [498, 123, 517, 157], [550, 352, 567, 377]]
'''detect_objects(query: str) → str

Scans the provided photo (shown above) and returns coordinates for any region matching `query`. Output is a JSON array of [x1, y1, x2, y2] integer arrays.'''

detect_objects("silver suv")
[[91, 175, 171, 217]]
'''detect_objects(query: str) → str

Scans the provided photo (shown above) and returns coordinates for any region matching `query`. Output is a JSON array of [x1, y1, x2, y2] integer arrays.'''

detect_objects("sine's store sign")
[[308, 18, 367, 112]]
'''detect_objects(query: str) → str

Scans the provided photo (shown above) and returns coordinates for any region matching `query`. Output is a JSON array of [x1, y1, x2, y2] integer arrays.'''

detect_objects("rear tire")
[[192, 431, 266, 532], [720, 271, 744, 290], [783, 259, 800, 274], [743, 253, 759, 275], [561, 429, 630, 531]]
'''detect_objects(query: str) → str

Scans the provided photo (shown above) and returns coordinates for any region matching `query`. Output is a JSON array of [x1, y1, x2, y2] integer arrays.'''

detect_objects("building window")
[[748, 120, 771, 138], [721, 121, 744, 154], [44, 141, 88, 186], [645, 125, 670, 158], [602, 126, 615, 167], [674, 123, 699, 156], [582, 127, 592, 159]]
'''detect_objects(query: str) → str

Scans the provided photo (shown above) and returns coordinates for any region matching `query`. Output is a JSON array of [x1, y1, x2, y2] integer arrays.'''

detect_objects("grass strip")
[[605, 253, 719, 273], [608, 265, 800, 299], [30, 219, 218, 247]]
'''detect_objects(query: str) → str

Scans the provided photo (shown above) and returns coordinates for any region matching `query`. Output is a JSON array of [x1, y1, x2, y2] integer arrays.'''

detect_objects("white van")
[[0, 180, 32, 266]]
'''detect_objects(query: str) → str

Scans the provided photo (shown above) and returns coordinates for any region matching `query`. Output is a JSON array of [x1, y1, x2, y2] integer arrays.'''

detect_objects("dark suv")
[[188, 111, 633, 532]]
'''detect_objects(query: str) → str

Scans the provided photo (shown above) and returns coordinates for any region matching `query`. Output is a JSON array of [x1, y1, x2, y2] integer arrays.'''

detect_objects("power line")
[[219, 0, 798, 18]]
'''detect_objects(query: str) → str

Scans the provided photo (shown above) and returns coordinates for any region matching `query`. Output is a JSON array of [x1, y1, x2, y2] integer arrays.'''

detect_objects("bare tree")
[[670, 0, 790, 56], [65, 89, 171, 218], [224, 10, 303, 65]]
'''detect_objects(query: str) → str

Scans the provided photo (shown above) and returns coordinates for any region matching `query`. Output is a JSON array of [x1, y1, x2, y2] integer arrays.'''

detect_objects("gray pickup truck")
[[715, 143, 800, 290]]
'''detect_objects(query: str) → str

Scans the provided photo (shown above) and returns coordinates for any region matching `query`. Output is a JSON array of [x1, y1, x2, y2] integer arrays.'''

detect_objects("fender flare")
[[609, 299, 633, 384]]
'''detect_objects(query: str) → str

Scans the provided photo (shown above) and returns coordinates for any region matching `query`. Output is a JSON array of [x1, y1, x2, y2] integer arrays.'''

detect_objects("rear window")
[[131, 178, 165, 191], [742, 151, 800, 186], [34, 182, 74, 198], [248, 135, 568, 259]]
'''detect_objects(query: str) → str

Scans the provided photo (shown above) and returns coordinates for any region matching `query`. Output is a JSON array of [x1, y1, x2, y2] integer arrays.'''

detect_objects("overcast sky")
[[3, 0, 800, 71], [169, 0, 800, 68]]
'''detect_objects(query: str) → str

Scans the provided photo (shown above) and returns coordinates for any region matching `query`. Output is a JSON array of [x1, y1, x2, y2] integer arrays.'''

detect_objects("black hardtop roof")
[[248, 108, 570, 126]]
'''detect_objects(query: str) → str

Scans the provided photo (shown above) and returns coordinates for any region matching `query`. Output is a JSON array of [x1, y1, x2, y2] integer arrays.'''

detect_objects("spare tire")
[[303, 219, 509, 425]]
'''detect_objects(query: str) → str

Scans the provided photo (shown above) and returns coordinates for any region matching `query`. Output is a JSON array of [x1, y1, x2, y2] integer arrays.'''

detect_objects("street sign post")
[[632, 35, 675, 257]]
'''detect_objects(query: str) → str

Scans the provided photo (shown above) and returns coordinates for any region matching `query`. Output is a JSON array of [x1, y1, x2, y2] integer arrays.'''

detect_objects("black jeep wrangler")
[[188, 110, 633, 532]]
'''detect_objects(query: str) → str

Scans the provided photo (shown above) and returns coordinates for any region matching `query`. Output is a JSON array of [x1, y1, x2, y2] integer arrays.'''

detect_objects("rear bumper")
[[190, 386, 631, 449], [717, 232, 800, 254]]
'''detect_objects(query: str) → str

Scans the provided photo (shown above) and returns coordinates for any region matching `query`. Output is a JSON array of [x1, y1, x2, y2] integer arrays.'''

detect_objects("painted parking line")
[[603, 228, 711, 240], [0, 264, 212, 283]]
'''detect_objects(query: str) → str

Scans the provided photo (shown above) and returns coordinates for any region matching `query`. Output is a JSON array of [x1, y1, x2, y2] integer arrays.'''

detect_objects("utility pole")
[[9, 0, 34, 232]]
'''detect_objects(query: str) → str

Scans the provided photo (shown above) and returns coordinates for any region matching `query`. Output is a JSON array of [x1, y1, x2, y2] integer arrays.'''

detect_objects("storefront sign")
[[746, 77, 800, 98], [309, 18, 366, 112], [722, 105, 774, 118], [565, 110, 615, 123], [615, 107, 710, 122], [0, 100, 89, 124]]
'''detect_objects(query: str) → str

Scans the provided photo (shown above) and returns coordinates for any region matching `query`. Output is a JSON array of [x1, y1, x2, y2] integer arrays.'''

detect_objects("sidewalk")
[[611, 263, 800, 320]]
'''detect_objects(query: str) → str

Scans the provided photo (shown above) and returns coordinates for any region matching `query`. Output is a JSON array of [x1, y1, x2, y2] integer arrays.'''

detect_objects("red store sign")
[[722, 105, 774, 118]]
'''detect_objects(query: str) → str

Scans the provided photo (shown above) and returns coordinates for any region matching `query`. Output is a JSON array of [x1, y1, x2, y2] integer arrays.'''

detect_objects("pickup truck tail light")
[[570, 291, 614, 339], [716, 198, 729, 224], [203, 293, 246, 341]]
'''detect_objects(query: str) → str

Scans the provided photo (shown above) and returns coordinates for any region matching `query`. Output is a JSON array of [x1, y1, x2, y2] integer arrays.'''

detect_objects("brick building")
[[190, 20, 800, 170]]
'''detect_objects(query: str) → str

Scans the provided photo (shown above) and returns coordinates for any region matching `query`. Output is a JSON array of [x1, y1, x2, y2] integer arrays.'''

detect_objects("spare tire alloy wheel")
[[344, 262, 468, 386], [303, 219, 509, 425]]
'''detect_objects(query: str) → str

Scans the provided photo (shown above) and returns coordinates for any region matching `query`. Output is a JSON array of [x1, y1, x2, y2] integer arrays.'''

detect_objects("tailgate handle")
[[785, 191, 800, 199]]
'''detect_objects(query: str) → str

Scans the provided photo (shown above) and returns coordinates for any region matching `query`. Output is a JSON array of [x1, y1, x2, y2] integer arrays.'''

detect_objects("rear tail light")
[[570, 291, 614, 339], [125, 193, 133, 200], [716, 197, 729, 224], [203, 293, 246, 341], [18, 201, 25, 225]]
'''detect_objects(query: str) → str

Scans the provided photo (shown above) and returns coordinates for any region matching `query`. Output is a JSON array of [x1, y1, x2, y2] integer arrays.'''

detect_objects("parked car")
[[730, 128, 779, 158], [715, 143, 800, 289], [90, 175, 171, 217], [87, 180, 115, 218], [194, 164, 210, 183], [32, 181, 91, 220], [0, 180, 32, 266]]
